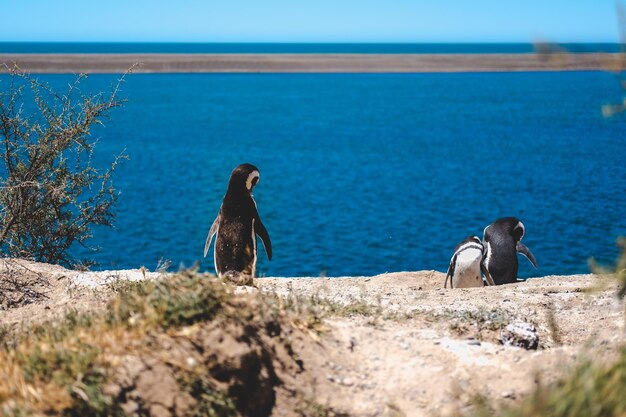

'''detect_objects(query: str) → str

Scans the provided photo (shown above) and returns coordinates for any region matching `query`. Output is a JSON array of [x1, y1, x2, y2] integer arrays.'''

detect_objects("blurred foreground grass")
[[0, 272, 230, 416], [465, 348, 626, 417], [0, 271, 318, 417]]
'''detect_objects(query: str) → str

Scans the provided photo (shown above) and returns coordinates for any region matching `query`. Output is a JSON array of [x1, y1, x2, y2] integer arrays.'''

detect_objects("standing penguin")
[[482, 217, 538, 285], [445, 236, 495, 288], [204, 163, 272, 284]]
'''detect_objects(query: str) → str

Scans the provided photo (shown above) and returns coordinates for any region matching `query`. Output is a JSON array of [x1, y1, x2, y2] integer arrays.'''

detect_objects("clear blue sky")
[[0, 0, 621, 43]]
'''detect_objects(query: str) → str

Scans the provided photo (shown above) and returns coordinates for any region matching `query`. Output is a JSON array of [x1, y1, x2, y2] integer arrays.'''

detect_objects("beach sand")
[[0, 52, 622, 73]]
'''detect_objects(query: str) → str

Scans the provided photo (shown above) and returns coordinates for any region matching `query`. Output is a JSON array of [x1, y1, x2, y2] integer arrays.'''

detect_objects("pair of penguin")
[[445, 217, 538, 288]]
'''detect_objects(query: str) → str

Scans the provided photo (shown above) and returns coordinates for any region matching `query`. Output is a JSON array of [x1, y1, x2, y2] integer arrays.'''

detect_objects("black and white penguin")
[[482, 217, 538, 285], [204, 163, 272, 284], [445, 236, 495, 288]]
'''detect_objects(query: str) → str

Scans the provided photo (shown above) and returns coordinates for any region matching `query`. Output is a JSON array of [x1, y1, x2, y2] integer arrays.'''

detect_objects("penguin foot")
[[221, 271, 255, 286]]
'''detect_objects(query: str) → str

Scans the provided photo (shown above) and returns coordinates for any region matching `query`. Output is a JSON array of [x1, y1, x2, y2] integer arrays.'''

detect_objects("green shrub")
[[0, 68, 127, 268], [107, 271, 228, 329]]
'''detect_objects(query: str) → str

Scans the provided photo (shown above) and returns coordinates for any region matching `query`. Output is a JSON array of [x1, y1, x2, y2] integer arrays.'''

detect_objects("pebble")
[[340, 378, 354, 386]]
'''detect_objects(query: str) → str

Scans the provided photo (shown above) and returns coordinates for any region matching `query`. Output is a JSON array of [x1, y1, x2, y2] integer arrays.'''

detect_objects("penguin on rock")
[[204, 163, 272, 285]]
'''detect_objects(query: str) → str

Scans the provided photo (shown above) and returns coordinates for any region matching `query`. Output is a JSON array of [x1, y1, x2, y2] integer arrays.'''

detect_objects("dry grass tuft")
[[0, 270, 308, 416], [462, 348, 626, 417]]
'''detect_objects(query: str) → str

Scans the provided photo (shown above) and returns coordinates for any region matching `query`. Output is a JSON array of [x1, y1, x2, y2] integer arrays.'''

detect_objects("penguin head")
[[483, 217, 525, 243], [483, 217, 537, 268], [227, 163, 260, 194], [455, 235, 483, 252]]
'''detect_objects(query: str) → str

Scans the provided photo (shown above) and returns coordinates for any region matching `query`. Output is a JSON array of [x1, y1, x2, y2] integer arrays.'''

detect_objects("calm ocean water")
[[1, 72, 625, 277], [0, 42, 622, 54]]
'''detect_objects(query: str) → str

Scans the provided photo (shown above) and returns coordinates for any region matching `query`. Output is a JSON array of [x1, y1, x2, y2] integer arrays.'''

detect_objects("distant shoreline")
[[0, 53, 621, 73]]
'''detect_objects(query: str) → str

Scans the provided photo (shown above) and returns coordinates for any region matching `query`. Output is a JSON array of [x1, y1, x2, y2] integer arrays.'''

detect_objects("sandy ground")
[[259, 272, 625, 416], [0, 260, 624, 416], [0, 53, 621, 73]]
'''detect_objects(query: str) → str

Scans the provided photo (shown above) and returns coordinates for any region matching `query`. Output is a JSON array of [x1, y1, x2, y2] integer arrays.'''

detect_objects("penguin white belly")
[[452, 248, 484, 288]]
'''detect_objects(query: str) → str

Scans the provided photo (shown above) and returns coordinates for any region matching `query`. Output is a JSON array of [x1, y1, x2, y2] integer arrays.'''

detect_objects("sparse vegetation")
[[274, 284, 385, 332], [312, 297, 382, 319], [0, 267, 623, 416], [463, 348, 626, 417], [437, 307, 516, 339], [590, 237, 626, 299], [106, 271, 228, 329], [0, 271, 308, 417], [0, 67, 127, 268]]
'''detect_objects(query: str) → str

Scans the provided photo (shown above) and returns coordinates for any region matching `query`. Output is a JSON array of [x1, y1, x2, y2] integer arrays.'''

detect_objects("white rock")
[[500, 322, 539, 350]]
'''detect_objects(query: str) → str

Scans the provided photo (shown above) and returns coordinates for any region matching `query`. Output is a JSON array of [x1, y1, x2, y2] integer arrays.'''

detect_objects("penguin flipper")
[[481, 261, 496, 286], [516, 242, 538, 268], [204, 216, 219, 258], [255, 217, 272, 261], [445, 255, 456, 289]]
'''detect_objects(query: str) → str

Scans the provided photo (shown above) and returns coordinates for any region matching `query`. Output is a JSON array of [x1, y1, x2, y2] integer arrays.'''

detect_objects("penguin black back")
[[204, 163, 272, 281], [483, 217, 537, 285]]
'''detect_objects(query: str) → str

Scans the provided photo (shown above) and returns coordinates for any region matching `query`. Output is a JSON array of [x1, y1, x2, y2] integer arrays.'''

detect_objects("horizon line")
[[0, 40, 622, 45]]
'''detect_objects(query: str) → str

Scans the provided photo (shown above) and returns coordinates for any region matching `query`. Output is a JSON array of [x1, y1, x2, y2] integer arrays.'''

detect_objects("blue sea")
[[1, 71, 625, 277], [0, 42, 622, 54]]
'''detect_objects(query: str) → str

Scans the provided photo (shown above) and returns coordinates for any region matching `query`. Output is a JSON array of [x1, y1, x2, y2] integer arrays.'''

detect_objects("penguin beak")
[[516, 242, 538, 268]]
